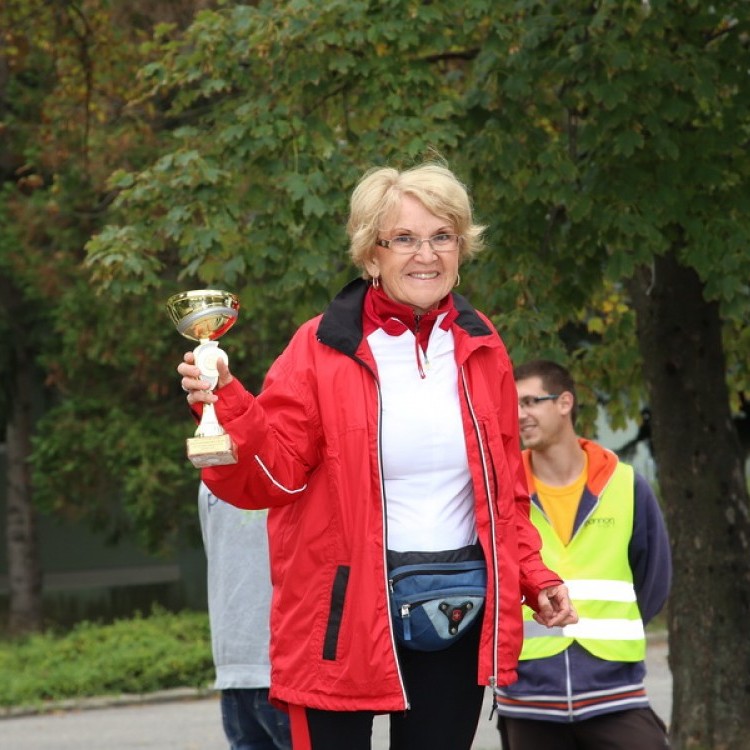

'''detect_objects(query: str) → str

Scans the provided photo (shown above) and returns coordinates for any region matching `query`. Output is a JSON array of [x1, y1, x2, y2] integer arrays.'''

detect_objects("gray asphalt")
[[1, 637, 671, 749]]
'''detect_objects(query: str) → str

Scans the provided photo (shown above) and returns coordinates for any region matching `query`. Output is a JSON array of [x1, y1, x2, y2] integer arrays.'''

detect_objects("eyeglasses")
[[375, 233, 461, 255], [518, 395, 560, 410]]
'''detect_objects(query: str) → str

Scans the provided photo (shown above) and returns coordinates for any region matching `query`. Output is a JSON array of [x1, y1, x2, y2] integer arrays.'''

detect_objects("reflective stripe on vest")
[[521, 462, 645, 662]]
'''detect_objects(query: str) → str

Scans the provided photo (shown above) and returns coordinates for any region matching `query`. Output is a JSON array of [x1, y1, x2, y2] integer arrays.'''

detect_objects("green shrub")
[[0, 606, 213, 709]]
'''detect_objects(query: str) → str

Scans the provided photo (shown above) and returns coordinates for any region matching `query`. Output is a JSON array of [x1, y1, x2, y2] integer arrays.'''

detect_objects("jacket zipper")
[[365, 358, 411, 711], [460, 367, 500, 689], [414, 314, 427, 379]]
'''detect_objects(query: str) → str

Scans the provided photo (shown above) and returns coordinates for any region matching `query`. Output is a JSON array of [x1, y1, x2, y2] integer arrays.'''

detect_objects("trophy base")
[[186, 434, 238, 468]]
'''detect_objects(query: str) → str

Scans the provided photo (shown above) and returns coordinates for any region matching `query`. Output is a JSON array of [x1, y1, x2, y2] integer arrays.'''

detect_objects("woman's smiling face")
[[365, 194, 460, 315]]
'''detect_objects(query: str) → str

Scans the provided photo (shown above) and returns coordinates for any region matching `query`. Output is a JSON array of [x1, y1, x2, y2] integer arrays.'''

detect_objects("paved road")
[[1, 638, 671, 749]]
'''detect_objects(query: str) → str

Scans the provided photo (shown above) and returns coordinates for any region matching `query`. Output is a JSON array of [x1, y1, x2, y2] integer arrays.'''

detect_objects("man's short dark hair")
[[514, 359, 578, 425]]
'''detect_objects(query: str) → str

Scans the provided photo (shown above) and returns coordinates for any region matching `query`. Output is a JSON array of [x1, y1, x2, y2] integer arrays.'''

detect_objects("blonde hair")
[[346, 163, 486, 279]]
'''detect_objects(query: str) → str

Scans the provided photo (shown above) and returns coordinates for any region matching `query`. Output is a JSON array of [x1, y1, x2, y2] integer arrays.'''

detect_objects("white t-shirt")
[[367, 315, 477, 552]]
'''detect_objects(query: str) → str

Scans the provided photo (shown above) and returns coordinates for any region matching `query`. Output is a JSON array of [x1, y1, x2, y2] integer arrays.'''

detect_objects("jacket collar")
[[316, 278, 493, 357], [363, 285, 457, 347]]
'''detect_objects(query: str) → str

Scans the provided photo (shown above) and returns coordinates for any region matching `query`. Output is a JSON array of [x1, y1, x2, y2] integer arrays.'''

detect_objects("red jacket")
[[204, 279, 561, 712]]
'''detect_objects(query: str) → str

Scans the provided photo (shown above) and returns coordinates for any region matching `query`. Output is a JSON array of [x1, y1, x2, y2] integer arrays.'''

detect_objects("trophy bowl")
[[166, 289, 240, 342]]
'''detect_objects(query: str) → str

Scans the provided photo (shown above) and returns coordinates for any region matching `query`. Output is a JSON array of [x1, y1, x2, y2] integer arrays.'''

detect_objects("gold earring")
[[454, 273, 461, 288]]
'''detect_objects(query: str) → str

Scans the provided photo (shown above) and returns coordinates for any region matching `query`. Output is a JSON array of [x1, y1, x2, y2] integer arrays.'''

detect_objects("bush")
[[0, 606, 213, 709]]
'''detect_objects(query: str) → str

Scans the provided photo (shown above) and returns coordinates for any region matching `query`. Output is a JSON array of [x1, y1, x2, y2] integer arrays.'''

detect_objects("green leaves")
[[460, 0, 750, 427], [5, 0, 750, 563]]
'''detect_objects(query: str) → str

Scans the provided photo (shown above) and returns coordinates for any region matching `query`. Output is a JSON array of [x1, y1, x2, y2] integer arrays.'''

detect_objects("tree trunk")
[[628, 249, 750, 749], [4, 280, 43, 635]]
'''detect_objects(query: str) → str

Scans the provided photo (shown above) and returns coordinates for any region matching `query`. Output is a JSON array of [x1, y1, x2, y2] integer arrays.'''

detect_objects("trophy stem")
[[188, 341, 237, 465], [187, 402, 238, 466], [195, 403, 225, 438]]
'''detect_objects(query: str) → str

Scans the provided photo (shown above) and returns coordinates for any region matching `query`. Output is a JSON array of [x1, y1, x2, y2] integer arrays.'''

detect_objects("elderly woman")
[[178, 162, 576, 750]]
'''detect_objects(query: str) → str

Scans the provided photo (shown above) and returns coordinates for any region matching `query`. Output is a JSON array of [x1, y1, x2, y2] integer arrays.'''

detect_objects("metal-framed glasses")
[[518, 394, 560, 410], [375, 233, 461, 255]]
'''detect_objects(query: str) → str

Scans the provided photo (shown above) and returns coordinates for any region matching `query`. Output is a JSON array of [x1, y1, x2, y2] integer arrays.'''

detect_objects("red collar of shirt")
[[363, 285, 457, 351]]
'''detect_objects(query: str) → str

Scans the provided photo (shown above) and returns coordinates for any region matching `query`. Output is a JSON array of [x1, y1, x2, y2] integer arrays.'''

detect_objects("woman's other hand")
[[533, 584, 578, 628]]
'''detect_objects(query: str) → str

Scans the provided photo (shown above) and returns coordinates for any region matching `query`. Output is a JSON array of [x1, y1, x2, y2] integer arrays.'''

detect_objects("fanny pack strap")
[[387, 541, 484, 569]]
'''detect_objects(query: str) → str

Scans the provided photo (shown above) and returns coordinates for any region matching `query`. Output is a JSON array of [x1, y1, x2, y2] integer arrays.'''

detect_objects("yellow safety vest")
[[520, 462, 646, 662]]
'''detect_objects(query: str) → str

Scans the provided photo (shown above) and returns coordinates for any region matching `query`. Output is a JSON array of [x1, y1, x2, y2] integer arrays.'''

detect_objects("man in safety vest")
[[495, 360, 672, 749]]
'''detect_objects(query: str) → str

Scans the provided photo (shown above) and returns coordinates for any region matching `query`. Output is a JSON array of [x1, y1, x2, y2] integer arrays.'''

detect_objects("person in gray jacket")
[[198, 482, 291, 750]]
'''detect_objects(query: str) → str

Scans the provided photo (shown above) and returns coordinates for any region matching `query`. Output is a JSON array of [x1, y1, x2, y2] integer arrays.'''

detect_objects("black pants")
[[498, 707, 670, 750], [301, 620, 485, 750]]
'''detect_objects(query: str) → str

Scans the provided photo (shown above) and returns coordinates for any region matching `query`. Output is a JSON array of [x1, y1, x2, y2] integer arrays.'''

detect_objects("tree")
[[0, 274, 43, 634], [458, 5, 750, 747], [81, 1, 749, 746], [0, 0, 218, 633]]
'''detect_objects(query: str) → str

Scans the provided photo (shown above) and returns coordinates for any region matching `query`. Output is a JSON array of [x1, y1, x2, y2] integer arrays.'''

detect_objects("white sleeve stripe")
[[253, 455, 308, 495]]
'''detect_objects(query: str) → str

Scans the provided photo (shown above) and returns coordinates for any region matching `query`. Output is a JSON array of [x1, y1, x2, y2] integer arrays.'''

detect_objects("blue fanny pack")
[[387, 544, 487, 652]]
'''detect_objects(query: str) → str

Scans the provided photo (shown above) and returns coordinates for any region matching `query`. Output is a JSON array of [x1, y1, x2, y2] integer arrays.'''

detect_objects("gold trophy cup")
[[166, 289, 241, 468]]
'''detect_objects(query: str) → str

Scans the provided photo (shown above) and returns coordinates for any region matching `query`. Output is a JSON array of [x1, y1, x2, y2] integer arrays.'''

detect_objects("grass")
[[0, 606, 213, 710]]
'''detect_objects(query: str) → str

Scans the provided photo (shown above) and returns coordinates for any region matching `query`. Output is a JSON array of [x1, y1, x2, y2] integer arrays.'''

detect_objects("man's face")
[[516, 376, 565, 450]]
